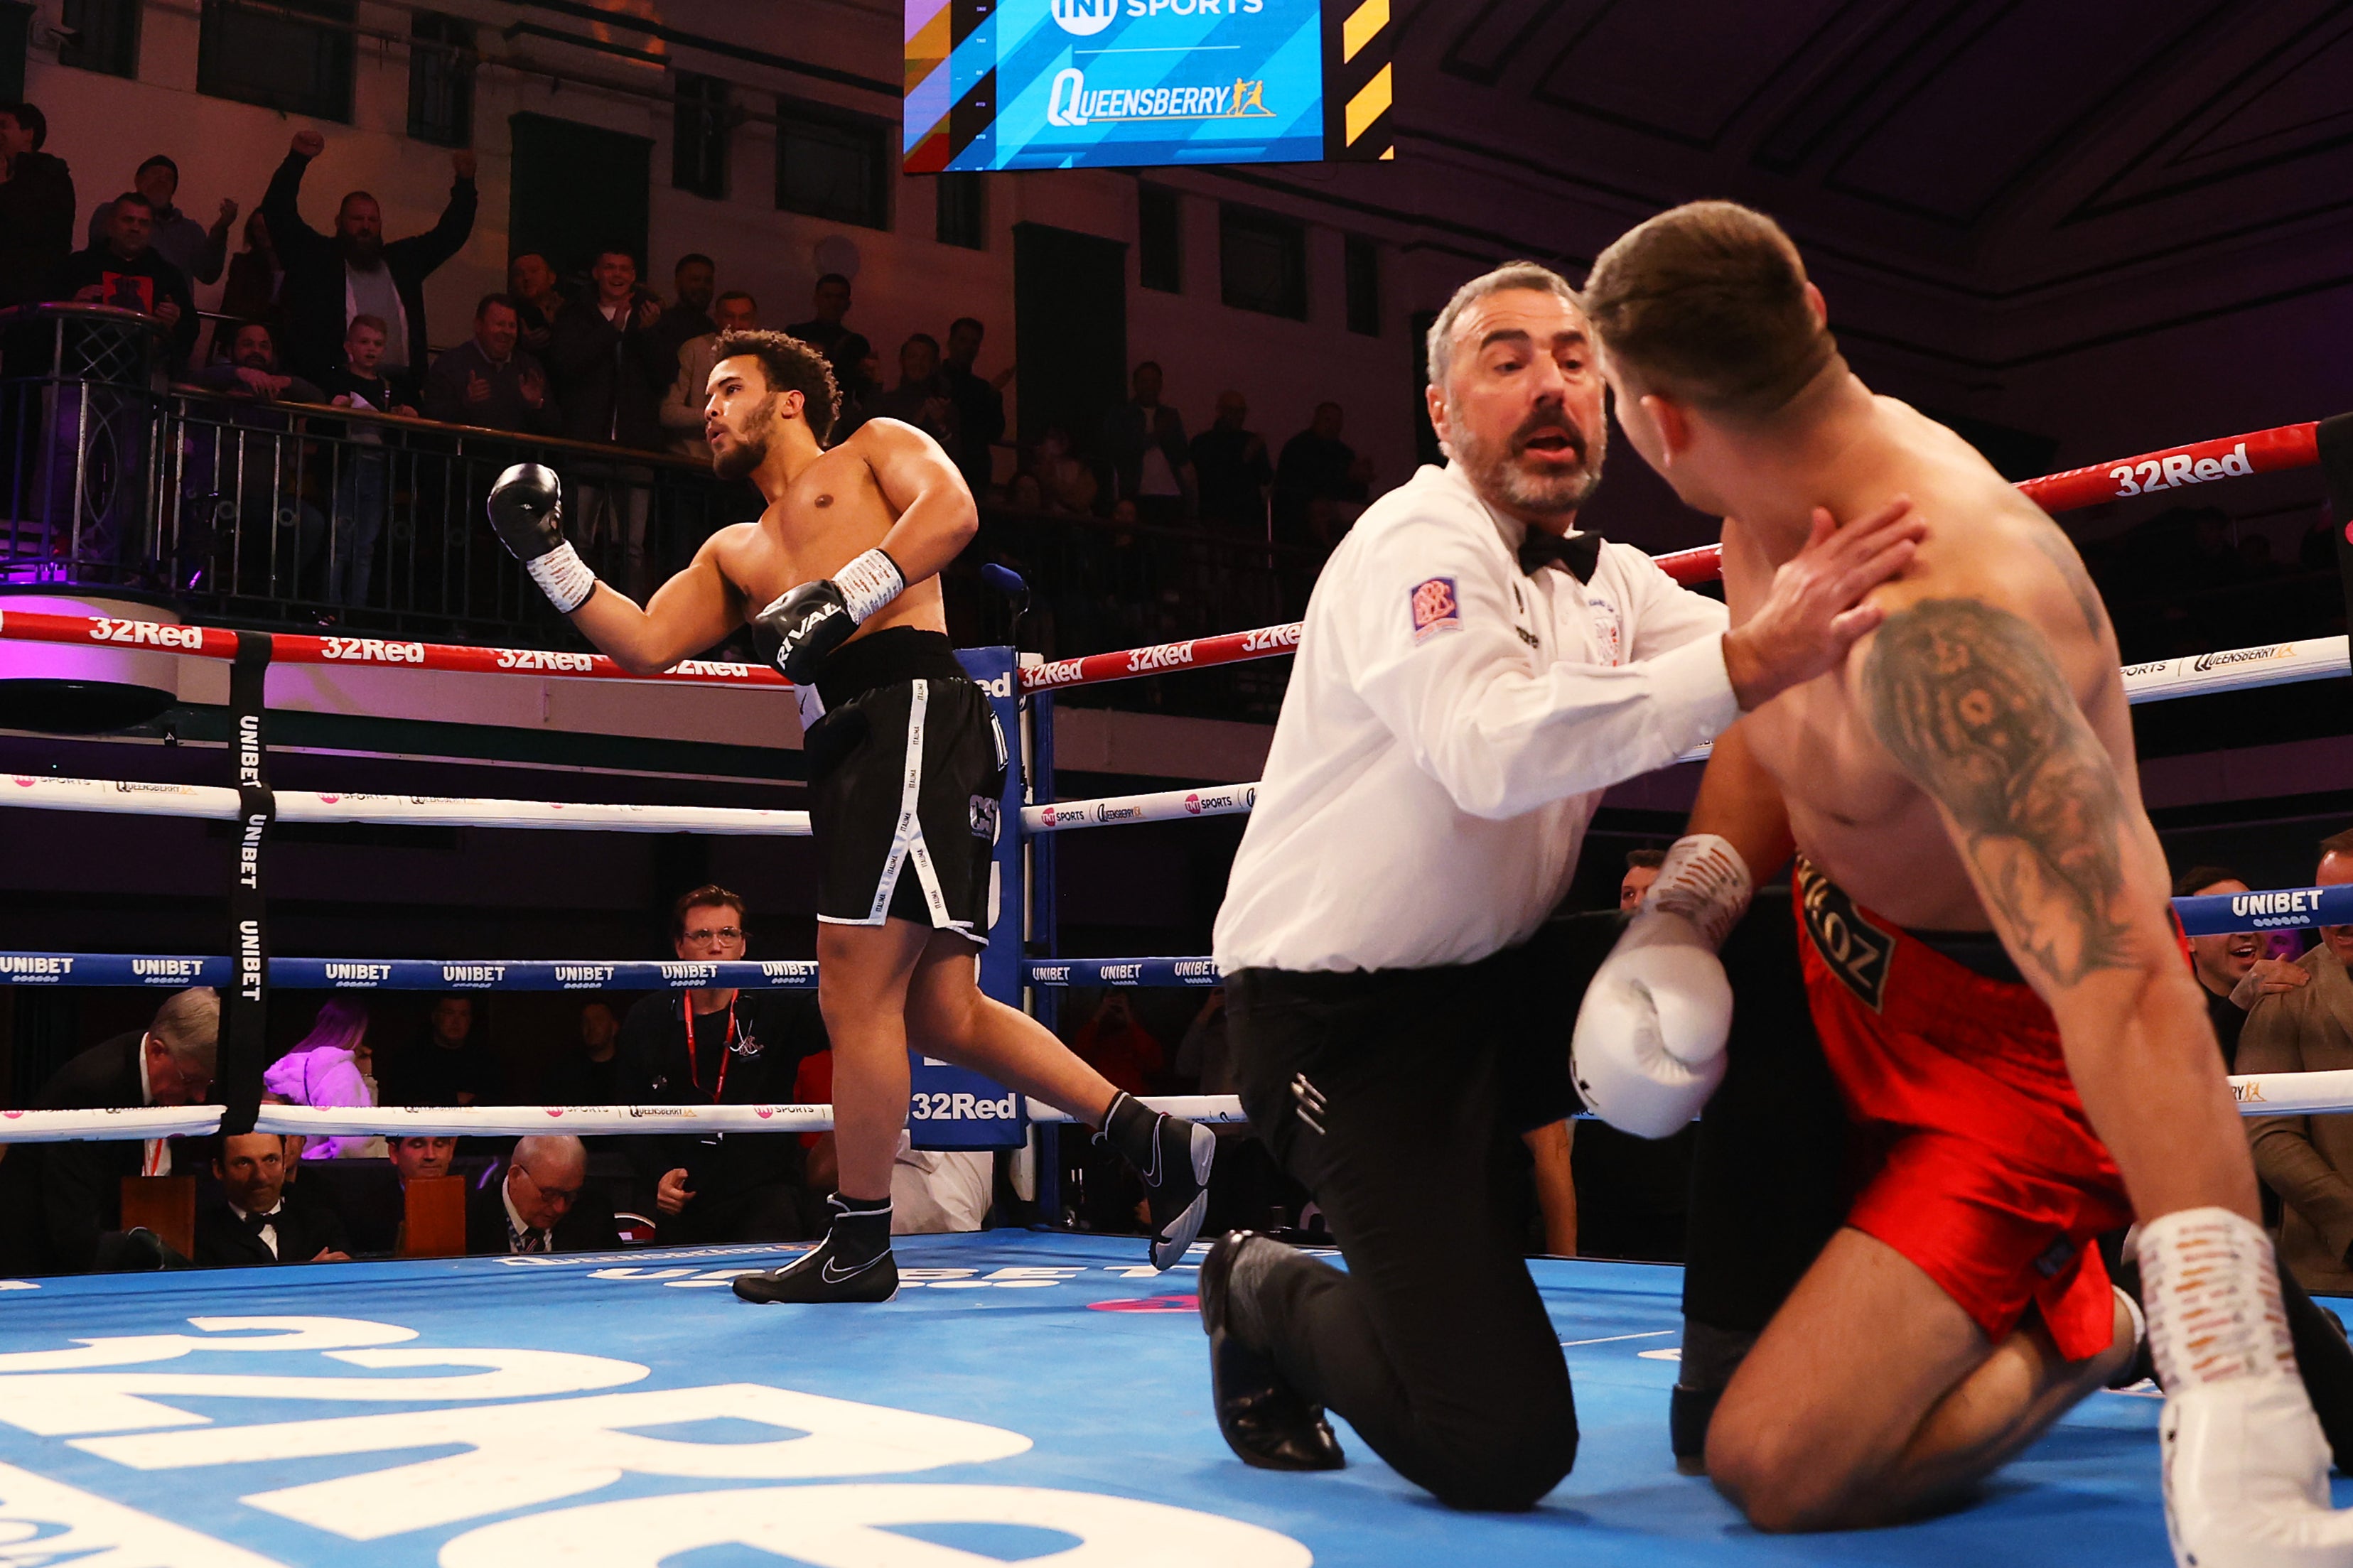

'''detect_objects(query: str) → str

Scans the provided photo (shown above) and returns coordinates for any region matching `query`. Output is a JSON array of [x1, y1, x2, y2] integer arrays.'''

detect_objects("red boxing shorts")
[[1792, 858, 2132, 1362]]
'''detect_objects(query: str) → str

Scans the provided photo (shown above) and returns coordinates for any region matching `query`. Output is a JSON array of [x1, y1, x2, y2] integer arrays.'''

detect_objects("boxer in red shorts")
[[1570, 200, 2352, 1564], [1791, 856, 2132, 1365]]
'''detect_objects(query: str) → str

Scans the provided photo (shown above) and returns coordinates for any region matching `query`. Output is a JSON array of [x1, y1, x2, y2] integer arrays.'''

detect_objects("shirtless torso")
[[702, 426, 947, 644], [1721, 397, 2136, 934], [569, 416, 953, 683], [1585, 197, 2345, 1561]]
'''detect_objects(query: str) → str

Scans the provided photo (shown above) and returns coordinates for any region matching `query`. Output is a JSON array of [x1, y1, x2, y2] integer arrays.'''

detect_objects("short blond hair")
[[149, 987, 220, 1071]]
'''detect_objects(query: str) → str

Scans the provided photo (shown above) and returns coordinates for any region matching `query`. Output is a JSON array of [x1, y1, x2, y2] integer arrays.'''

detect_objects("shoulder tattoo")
[[1862, 597, 2136, 986]]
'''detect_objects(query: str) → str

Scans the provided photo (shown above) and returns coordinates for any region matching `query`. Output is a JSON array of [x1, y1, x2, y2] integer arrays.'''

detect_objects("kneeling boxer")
[[1575, 200, 2353, 1563], [487, 330, 1211, 1300]]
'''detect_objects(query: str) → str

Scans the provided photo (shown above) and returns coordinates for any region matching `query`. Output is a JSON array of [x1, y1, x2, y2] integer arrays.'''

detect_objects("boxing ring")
[[0, 416, 2350, 1564]]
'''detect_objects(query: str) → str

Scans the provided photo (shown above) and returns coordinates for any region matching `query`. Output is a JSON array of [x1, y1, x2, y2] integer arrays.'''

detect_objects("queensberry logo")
[[1411, 578, 1461, 642], [2192, 645, 2293, 673], [1048, 69, 1276, 129]]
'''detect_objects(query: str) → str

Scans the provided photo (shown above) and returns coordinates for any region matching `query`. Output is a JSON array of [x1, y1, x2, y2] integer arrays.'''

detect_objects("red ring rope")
[[0, 420, 2325, 693]]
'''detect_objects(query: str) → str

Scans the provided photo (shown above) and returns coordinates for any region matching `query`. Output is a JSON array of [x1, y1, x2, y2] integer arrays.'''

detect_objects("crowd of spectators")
[[14, 838, 2353, 1279], [0, 884, 1030, 1275], [1, 104, 1379, 641]]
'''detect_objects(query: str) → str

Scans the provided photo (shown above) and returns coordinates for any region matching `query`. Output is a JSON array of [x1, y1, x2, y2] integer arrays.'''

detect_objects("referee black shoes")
[[1199, 1229, 1345, 1471]]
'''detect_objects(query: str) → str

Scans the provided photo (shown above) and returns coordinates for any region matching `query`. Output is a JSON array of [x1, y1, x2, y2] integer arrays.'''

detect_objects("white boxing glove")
[[2141, 1207, 2353, 1568], [1571, 833, 1751, 1140]]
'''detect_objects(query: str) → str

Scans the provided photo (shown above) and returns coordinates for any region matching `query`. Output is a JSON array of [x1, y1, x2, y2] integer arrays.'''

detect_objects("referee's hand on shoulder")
[[1723, 495, 1922, 709]]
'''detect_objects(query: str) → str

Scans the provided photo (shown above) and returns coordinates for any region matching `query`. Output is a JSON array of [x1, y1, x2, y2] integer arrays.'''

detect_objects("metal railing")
[[3, 302, 1320, 715], [3, 303, 750, 640]]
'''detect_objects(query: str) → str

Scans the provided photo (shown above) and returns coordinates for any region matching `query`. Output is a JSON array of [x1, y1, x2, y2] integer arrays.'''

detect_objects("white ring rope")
[[1, 775, 811, 836], [0, 1074, 2332, 1143]]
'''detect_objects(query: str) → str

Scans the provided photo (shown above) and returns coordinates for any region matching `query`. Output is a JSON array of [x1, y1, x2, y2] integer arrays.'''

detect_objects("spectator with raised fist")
[[262, 128, 475, 393]]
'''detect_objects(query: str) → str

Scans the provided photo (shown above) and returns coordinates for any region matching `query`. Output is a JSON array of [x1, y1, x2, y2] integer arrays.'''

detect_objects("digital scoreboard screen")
[[905, 0, 1391, 173]]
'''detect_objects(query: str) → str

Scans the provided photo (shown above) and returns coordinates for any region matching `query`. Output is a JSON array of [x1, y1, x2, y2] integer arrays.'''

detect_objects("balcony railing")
[[1, 303, 1313, 720]]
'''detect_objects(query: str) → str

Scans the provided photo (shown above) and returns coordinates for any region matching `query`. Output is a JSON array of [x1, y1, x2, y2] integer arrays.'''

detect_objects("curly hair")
[[711, 330, 842, 442]]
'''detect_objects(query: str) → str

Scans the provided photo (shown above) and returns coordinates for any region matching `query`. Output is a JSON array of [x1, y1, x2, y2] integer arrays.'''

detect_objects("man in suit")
[[195, 1132, 351, 1267], [2239, 827, 2353, 1294], [466, 1135, 619, 1256], [0, 988, 218, 1275]]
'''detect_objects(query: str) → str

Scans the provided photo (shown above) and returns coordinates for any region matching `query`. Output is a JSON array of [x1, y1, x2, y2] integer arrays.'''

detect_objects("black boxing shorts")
[[799, 627, 1005, 946]]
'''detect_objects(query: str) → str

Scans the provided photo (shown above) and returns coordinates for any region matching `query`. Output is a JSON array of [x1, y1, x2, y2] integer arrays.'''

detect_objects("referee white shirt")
[[1214, 461, 1735, 975]]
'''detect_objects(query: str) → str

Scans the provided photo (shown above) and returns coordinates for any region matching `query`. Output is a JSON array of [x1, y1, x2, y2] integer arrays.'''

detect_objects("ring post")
[[221, 632, 274, 1137], [900, 646, 1031, 1153], [1028, 681, 1062, 1226]]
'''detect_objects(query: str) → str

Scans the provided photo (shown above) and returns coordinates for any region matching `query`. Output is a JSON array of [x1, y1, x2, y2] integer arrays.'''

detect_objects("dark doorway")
[[508, 112, 652, 282], [1013, 222, 1126, 464]]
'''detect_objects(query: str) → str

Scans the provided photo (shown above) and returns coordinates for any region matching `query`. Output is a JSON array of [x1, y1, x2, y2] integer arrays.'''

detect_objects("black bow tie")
[[237, 1206, 280, 1237], [1518, 530, 1601, 583]]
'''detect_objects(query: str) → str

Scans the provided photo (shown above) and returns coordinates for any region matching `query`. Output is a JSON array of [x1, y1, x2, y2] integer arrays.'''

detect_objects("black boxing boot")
[[1099, 1090, 1215, 1270], [733, 1194, 898, 1304], [1199, 1229, 1345, 1471]]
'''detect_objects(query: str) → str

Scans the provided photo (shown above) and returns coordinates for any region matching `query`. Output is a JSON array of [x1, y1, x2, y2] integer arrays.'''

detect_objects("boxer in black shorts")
[[799, 627, 1003, 941], [488, 329, 1212, 1301]]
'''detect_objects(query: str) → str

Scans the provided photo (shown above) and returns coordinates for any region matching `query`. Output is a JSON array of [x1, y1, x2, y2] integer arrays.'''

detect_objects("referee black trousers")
[[1227, 918, 1611, 1510]]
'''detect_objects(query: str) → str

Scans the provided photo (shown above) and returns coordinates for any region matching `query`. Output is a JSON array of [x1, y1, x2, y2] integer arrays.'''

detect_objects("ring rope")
[[0, 1061, 2329, 1145], [0, 420, 2323, 700], [1, 775, 812, 836]]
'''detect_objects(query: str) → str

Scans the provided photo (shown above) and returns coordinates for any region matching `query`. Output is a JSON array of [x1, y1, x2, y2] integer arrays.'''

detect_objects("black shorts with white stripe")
[[801, 627, 1006, 946]]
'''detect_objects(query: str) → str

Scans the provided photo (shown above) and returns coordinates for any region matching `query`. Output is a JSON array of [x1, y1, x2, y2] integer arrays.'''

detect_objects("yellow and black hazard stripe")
[[1321, 0, 1393, 161]]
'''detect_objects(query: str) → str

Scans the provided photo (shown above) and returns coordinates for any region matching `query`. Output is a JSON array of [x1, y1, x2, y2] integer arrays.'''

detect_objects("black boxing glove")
[[754, 548, 906, 686], [487, 462, 598, 613]]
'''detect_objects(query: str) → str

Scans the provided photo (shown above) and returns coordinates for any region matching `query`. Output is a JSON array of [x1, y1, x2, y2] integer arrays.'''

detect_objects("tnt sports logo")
[[1051, 0, 1117, 35], [1410, 577, 1461, 642]]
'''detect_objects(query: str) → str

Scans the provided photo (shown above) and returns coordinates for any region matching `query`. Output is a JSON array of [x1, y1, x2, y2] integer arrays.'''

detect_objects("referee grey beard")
[[1450, 403, 1605, 519]]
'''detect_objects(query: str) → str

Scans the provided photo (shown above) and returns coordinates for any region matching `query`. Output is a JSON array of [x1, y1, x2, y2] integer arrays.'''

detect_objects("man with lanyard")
[[1196, 261, 1923, 1508], [618, 885, 826, 1243]]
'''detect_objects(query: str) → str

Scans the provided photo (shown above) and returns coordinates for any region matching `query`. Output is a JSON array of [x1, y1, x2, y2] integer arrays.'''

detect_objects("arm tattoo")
[[1863, 598, 2136, 986]]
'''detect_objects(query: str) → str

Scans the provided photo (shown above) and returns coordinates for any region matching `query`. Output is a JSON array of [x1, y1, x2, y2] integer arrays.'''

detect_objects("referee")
[[1199, 262, 1922, 1508]]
